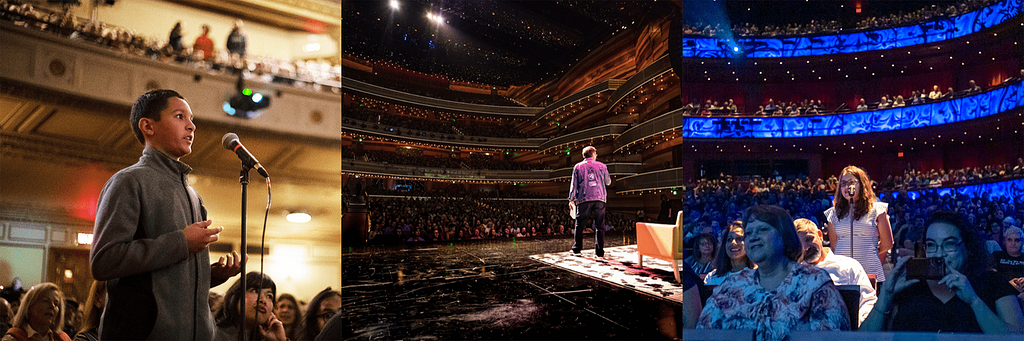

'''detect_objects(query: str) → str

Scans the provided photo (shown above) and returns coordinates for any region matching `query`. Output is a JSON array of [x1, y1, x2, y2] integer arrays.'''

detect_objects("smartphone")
[[905, 257, 946, 280]]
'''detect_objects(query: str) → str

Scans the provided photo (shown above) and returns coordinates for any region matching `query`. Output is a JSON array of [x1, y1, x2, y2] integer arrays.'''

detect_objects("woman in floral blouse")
[[698, 205, 850, 341]]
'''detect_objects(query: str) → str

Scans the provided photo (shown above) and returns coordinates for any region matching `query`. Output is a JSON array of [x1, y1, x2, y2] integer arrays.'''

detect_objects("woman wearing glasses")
[[296, 288, 340, 340], [824, 166, 893, 285], [861, 211, 1024, 333]]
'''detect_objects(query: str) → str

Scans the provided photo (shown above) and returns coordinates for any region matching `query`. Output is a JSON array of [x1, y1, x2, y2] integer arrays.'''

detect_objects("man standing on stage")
[[568, 146, 611, 258]]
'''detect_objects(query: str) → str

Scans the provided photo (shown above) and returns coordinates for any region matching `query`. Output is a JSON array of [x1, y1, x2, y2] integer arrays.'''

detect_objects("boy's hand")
[[211, 251, 244, 281], [184, 220, 220, 253]]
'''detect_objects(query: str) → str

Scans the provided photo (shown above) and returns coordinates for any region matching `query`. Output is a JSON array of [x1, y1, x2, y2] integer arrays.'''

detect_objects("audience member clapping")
[[861, 211, 1024, 333]]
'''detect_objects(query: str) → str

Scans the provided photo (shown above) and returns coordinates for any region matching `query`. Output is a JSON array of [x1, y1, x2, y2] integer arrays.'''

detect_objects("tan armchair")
[[635, 213, 684, 283]]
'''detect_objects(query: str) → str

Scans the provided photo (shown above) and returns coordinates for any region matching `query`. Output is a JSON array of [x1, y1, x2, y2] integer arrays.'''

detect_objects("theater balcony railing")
[[614, 108, 684, 153], [680, 79, 1023, 139], [607, 54, 673, 111], [539, 124, 630, 153], [0, 21, 341, 141], [548, 162, 644, 181], [614, 168, 686, 194], [341, 159, 550, 183], [533, 79, 624, 123], [341, 77, 542, 117], [681, 0, 1023, 58], [342, 117, 545, 150]]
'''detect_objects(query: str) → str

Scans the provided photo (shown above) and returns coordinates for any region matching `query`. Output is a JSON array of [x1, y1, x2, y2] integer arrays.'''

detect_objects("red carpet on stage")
[[529, 245, 683, 304]]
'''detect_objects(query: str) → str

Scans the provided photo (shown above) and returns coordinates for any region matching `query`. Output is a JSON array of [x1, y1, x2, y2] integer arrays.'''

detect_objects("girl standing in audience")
[[73, 281, 105, 341], [861, 211, 1024, 334], [825, 166, 893, 284], [704, 221, 755, 286]]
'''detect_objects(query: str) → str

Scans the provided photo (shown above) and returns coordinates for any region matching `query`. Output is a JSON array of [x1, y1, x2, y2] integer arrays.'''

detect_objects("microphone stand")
[[237, 166, 250, 341]]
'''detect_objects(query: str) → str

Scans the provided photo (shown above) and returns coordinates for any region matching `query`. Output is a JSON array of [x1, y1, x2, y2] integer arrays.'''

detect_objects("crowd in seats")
[[365, 196, 635, 244], [343, 67, 521, 106], [343, 104, 530, 139], [881, 160, 1024, 190], [0, 275, 341, 341], [0, 0, 341, 94], [681, 0, 999, 37], [680, 78, 1012, 117], [345, 149, 550, 171], [363, 185, 557, 199]]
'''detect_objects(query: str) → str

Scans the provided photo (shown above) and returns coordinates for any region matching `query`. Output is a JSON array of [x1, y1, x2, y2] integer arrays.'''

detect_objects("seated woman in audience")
[[275, 294, 302, 340], [296, 288, 341, 340], [861, 211, 1024, 334], [992, 226, 1024, 294], [73, 280, 106, 341], [2, 282, 69, 341], [698, 205, 849, 340], [704, 221, 755, 286], [213, 272, 287, 341], [685, 233, 717, 277]]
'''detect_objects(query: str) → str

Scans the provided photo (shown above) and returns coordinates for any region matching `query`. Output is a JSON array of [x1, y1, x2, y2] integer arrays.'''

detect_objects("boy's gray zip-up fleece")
[[91, 147, 217, 340]]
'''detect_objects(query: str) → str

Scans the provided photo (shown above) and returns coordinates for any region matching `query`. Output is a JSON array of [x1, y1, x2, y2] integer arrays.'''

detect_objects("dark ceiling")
[[342, 0, 997, 87], [342, 0, 678, 86]]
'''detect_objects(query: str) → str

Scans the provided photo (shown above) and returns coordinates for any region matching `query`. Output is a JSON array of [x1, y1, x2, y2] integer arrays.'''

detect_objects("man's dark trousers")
[[572, 201, 606, 257]]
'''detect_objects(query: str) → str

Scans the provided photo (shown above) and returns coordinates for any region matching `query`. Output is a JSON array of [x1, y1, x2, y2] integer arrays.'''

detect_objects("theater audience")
[[861, 211, 1024, 334], [698, 205, 849, 340], [2, 282, 69, 341], [296, 288, 341, 341], [794, 218, 877, 324], [0, 298, 11, 335], [213, 272, 287, 341], [703, 221, 755, 286]]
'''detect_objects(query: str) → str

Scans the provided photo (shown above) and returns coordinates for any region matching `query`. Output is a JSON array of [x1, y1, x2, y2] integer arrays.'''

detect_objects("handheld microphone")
[[846, 184, 856, 197], [221, 133, 269, 178]]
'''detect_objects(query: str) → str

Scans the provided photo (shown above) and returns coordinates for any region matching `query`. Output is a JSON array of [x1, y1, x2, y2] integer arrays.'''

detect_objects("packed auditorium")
[[2, 0, 1024, 340]]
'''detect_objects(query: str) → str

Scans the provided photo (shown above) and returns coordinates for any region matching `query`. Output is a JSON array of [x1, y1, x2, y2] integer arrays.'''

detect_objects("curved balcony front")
[[614, 168, 686, 194], [607, 55, 673, 111], [614, 108, 684, 153], [679, 80, 1023, 139], [533, 80, 623, 123], [342, 117, 544, 150], [681, 0, 1023, 58], [342, 77, 541, 117], [342, 159, 550, 183], [539, 124, 630, 153], [548, 162, 645, 181]]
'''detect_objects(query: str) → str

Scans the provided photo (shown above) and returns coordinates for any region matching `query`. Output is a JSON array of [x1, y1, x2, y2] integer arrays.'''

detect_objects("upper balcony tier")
[[680, 0, 1023, 58], [679, 79, 1023, 139]]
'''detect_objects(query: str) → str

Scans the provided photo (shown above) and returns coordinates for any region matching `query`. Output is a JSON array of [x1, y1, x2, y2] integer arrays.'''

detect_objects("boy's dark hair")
[[214, 272, 276, 328], [130, 90, 184, 144]]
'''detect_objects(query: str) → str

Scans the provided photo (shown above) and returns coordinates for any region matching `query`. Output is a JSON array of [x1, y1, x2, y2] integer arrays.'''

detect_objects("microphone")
[[221, 133, 269, 178], [846, 184, 856, 197]]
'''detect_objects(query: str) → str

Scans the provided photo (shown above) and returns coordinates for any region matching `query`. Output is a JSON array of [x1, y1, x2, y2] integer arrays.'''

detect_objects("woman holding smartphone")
[[860, 211, 1024, 333], [824, 166, 893, 284]]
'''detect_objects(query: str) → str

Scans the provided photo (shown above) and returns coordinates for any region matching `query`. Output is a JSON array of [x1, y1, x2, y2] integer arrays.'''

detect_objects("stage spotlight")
[[226, 75, 271, 119], [389, 0, 400, 10]]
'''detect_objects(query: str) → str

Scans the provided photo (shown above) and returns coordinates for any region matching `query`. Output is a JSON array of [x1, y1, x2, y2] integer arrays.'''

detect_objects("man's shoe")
[[570, 251, 582, 257]]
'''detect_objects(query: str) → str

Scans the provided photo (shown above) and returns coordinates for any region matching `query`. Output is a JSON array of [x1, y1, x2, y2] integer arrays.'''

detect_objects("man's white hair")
[[582, 146, 597, 158]]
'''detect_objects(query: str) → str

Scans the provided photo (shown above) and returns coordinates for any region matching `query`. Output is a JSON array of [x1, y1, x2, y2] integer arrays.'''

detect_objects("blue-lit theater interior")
[[1, 0, 1022, 339]]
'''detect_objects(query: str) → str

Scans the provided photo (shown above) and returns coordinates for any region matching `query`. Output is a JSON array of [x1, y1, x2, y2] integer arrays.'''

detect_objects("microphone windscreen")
[[222, 133, 239, 150]]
